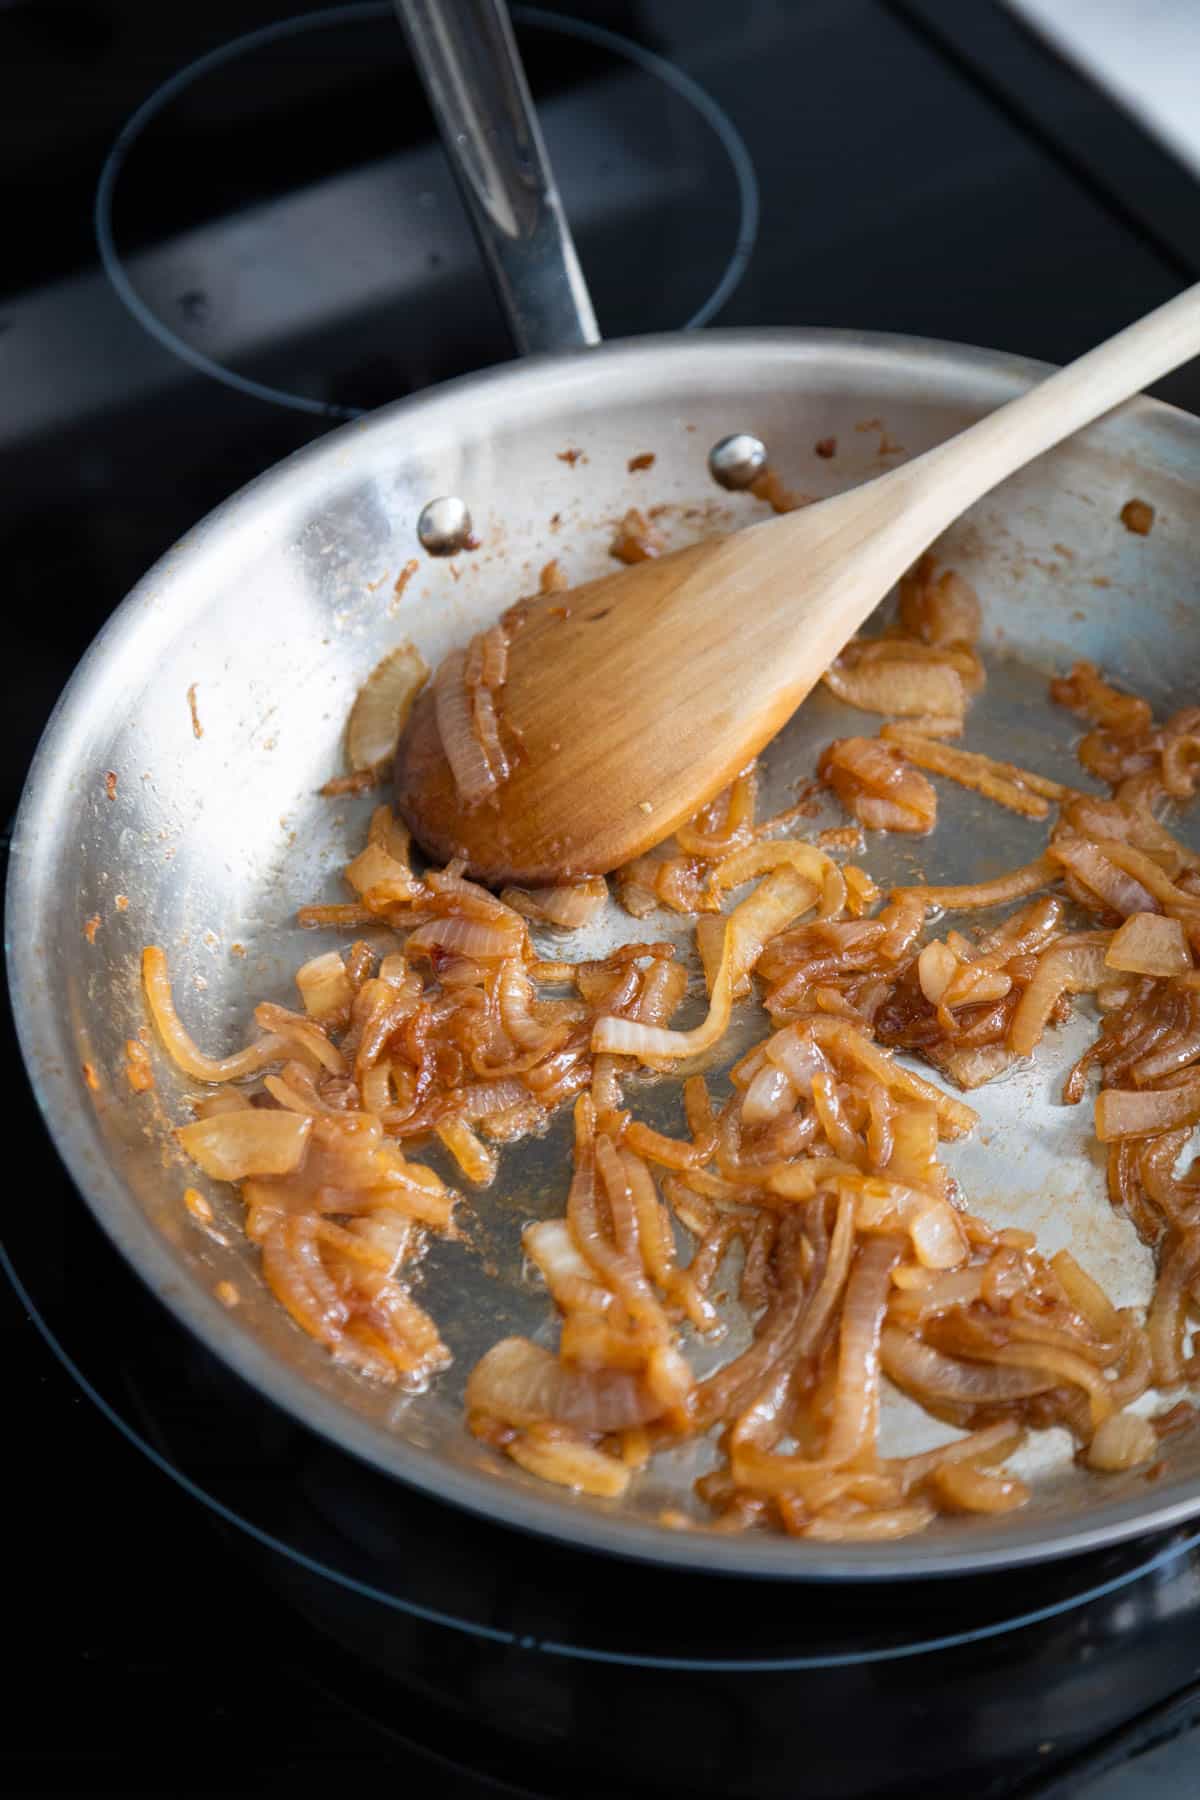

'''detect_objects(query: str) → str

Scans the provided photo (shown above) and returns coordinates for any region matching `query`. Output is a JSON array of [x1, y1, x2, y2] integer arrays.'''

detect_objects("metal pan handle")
[[394, 0, 601, 356]]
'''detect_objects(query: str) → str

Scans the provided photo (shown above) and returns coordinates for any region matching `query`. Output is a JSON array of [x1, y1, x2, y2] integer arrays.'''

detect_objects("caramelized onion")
[[675, 766, 758, 858], [824, 648, 966, 725], [798, 1503, 937, 1541], [870, 1187, 967, 1270], [893, 854, 1059, 912], [144, 947, 287, 1082], [466, 1336, 669, 1433], [1009, 934, 1111, 1057], [820, 736, 937, 834], [881, 726, 1067, 817], [1050, 660, 1152, 733], [881, 1328, 1056, 1408], [886, 1421, 1024, 1492], [1147, 1230, 1200, 1384], [971, 1341, 1114, 1430], [806, 1017, 977, 1138], [931, 1460, 1029, 1512], [594, 854, 831, 1062], [344, 841, 421, 903], [1049, 837, 1158, 918], [897, 557, 981, 647], [918, 939, 960, 1005], [523, 1218, 612, 1314], [706, 839, 830, 902], [500, 878, 607, 929], [253, 1002, 345, 1074]]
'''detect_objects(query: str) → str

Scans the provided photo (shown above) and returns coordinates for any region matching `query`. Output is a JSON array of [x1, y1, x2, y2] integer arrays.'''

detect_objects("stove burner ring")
[[94, 2, 761, 420]]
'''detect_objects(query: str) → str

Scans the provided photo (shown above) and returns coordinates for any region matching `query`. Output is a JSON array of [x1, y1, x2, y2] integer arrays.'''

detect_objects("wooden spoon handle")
[[898, 280, 1200, 535]]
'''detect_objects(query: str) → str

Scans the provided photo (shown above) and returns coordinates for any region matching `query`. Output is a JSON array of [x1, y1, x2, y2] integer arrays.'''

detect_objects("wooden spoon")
[[397, 286, 1200, 884]]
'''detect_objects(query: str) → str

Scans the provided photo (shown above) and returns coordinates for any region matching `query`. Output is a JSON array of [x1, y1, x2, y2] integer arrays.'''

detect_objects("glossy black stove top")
[[7, 3, 1200, 1794]]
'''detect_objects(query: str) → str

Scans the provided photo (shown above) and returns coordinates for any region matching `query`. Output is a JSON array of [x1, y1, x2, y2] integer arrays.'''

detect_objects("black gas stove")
[[8, 4, 1200, 1794]]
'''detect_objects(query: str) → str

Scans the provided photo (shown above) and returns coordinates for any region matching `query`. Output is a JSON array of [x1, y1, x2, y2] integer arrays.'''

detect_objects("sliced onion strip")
[[143, 947, 287, 1082], [1107, 912, 1192, 977], [178, 1110, 311, 1180], [346, 640, 429, 773]]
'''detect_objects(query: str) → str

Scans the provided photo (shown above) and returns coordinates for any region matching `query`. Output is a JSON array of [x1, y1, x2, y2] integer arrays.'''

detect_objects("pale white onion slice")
[[764, 1028, 834, 1097], [707, 839, 830, 898], [807, 1017, 977, 1138], [1085, 1410, 1158, 1471], [178, 1110, 311, 1180], [847, 1175, 967, 1269], [523, 1218, 612, 1314], [1106, 912, 1192, 977], [524, 1218, 598, 1289], [465, 1335, 668, 1432], [908, 1199, 969, 1270], [741, 1063, 795, 1125], [407, 916, 523, 961], [295, 951, 353, 1022], [344, 842, 421, 900], [434, 647, 500, 804], [346, 640, 429, 772]]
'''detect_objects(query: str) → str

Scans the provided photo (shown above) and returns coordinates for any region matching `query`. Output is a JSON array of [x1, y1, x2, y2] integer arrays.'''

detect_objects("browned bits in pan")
[[1120, 497, 1155, 535]]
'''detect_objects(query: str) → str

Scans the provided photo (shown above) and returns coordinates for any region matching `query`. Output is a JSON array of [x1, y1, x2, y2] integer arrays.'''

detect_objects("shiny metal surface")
[[708, 430, 768, 489], [416, 494, 475, 556], [10, 329, 1200, 1578], [394, 0, 599, 355]]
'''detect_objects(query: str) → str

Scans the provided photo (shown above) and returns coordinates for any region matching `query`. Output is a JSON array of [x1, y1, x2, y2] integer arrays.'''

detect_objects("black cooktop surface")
[[7, 3, 1200, 1794]]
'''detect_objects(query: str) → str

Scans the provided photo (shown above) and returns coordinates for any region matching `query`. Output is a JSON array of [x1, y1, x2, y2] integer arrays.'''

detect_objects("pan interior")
[[12, 331, 1200, 1578]]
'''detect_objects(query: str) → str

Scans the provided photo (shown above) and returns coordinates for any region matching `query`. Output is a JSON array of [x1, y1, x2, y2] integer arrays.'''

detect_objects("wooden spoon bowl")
[[397, 284, 1200, 884]]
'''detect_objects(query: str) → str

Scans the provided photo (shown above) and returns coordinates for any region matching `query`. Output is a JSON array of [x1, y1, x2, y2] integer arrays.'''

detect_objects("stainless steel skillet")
[[8, 2, 1200, 1580]]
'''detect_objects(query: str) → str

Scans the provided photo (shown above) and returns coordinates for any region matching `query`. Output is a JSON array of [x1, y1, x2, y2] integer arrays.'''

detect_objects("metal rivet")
[[417, 495, 474, 556], [708, 433, 767, 491]]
